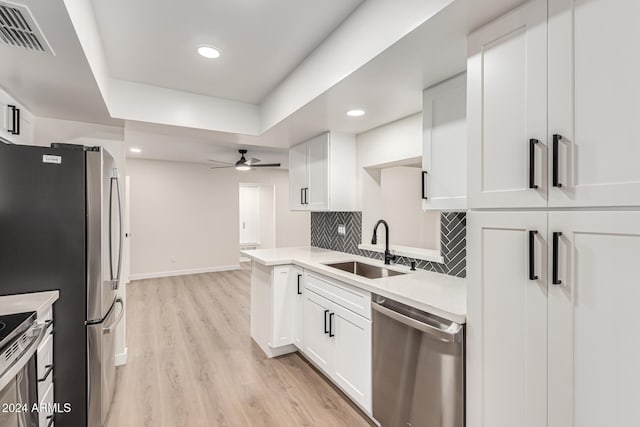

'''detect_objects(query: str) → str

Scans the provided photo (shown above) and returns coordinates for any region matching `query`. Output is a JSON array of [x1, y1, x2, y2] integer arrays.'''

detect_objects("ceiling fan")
[[208, 149, 281, 171]]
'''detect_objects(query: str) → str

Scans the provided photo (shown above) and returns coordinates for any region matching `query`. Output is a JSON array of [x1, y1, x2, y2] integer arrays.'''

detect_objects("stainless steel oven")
[[0, 312, 46, 427]]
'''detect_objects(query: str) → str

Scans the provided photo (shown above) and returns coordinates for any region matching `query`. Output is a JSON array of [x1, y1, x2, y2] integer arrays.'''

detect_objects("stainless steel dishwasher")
[[372, 294, 465, 427]]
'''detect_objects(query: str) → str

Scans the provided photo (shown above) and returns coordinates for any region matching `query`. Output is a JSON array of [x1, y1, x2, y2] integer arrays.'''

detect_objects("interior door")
[[289, 143, 308, 211], [466, 211, 547, 427], [467, 0, 547, 209], [548, 0, 640, 207], [239, 185, 260, 245], [332, 303, 372, 412], [548, 211, 640, 427], [302, 290, 334, 373], [306, 134, 329, 211]]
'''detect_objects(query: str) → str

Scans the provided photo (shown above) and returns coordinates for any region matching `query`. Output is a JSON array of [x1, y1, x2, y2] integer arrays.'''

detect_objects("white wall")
[[128, 159, 309, 279], [380, 166, 439, 249], [356, 113, 440, 251]]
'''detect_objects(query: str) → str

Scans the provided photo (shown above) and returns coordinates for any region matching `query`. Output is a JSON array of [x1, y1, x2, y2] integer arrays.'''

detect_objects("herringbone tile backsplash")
[[311, 211, 466, 278]]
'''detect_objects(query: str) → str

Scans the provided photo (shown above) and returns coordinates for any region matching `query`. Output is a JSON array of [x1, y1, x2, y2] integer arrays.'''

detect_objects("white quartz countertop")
[[241, 247, 466, 324], [0, 291, 59, 317]]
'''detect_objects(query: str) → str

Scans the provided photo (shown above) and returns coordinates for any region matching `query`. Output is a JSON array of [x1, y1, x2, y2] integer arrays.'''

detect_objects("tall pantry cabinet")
[[466, 0, 640, 426]]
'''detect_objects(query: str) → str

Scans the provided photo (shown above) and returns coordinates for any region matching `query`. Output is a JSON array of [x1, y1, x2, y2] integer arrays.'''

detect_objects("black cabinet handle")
[[552, 232, 563, 285], [7, 105, 15, 134], [529, 139, 539, 189], [297, 274, 302, 295], [300, 188, 304, 205], [553, 134, 563, 188], [46, 415, 54, 427], [421, 171, 428, 200], [329, 312, 335, 337], [13, 106, 19, 135], [528, 230, 538, 280], [304, 188, 309, 205], [38, 364, 54, 382], [324, 309, 329, 334]]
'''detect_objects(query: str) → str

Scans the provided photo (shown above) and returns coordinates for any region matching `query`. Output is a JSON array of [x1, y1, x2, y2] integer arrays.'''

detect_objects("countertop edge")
[[242, 249, 466, 324], [0, 290, 60, 317]]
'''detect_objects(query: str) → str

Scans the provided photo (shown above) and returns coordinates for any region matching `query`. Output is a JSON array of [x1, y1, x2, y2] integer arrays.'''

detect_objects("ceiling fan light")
[[235, 165, 251, 171]]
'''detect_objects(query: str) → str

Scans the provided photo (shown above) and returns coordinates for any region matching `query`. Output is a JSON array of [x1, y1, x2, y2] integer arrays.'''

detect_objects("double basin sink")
[[325, 261, 406, 280]]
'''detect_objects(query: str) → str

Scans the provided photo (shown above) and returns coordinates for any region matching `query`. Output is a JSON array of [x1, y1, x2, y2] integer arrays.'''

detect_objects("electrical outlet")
[[338, 224, 346, 236]]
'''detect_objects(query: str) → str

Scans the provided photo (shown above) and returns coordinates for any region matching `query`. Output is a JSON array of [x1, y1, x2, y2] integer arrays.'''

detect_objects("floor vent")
[[0, 1, 53, 54]]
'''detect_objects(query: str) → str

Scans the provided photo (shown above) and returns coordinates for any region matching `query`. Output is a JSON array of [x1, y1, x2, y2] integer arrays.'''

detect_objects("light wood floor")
[[107, 266, 373, 427]]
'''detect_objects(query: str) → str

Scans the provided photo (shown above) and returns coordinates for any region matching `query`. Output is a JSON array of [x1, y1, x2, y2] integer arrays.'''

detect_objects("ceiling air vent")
[[0, 1, 53, 54]]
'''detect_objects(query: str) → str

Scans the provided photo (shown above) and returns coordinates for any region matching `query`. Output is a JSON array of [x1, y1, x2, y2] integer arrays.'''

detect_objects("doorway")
[[239, 183, 275, 261]]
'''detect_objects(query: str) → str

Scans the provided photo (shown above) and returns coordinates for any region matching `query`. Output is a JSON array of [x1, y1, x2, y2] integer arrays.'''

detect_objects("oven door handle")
[[0, 323, 47, 391]]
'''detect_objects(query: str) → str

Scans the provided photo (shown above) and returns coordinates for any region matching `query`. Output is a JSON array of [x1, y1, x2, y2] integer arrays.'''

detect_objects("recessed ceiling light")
[[130, 148, 142, 153], [346, 109, 365, 117], [198, 45, 221, 59]]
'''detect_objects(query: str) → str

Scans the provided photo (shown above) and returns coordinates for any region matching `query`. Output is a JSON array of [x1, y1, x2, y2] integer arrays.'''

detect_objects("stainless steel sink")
[[325, 261, 406, 279]]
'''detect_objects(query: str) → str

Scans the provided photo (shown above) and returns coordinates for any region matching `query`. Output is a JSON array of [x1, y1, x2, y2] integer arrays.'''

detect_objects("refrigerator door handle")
[[109, 170, 124, 290], [103, 298, 124, 334]]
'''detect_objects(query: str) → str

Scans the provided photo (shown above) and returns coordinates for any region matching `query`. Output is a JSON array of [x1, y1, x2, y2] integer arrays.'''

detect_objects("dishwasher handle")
[[372, 302, 463, 343]]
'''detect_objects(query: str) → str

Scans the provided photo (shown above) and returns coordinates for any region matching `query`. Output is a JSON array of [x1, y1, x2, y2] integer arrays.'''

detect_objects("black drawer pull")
[[529, 139, 539, 189], [329, 312, 335, 337], [297, 274, 302, 295], [324, 310, 329, 334], [46, 415, 54, 427], [553, 134, 563, 188], [421, 171, 428, 200], [38, 364, 54, 382], [552, 232, 563, 285], [528, 230, 538, 280]]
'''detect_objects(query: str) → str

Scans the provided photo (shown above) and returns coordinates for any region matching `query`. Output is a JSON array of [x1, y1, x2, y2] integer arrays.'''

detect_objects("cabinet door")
[[548, 0, 640, 207], [302, 290, 334, 372], [422, 73, 467, 211], [332, 303, 372, 412], [289, 143, 308, 211], [306, 134, 329, 211], [270, 266, 295, 348], [548, 211, 640, 427], [467, 211, 547, 427], [467, 0, 547, 209], [292, 267, 304, 348]]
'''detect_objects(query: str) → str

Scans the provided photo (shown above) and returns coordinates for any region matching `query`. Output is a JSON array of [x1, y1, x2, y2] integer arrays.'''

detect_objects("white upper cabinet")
[[289, 132, 356, 212], [422, 73, 467, 211], [0, 87, 34, 146], [467, 0, 548, 209], [548, 0, 640, 207], [548, 211, 640, 427]]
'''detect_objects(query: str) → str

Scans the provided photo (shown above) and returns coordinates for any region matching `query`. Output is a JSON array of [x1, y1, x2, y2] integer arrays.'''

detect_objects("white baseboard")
[[115, 347, 128, 366], [129, 265, 240, 281]]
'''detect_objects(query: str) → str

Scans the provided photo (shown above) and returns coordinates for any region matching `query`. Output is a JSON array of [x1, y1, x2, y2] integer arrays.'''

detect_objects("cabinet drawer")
[[305, 272, 371, 319], [38, 382, 54, 427], [37, 332, 54, 401]]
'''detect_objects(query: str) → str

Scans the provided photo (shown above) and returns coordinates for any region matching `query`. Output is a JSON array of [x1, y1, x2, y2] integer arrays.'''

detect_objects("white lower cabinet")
[[252, 262, 372, 414], [302, 290, 334, 372], [303, 287, 372, 413], [468, 210, 640, 427], [37, 306, 55, 427], [250, 263, 298, 358], [548, 211, 640, 427], [467, 211, 547, 427]]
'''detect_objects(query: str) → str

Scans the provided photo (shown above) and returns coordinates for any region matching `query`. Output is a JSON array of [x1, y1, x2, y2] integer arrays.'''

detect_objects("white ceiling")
[[90, 0, 363, 104], [0, 0, 119, 125]]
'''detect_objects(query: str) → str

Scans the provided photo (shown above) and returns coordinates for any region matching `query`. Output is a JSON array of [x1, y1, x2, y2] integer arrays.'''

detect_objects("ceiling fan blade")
[[210, 165, 236, 169], [245, 157, 261, 165], [208, 159, 234, 165], [250, 163, 281, 168]]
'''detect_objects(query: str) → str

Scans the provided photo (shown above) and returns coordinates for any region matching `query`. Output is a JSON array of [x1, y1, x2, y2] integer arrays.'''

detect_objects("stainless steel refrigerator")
[[0, 142, 125, 427]]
